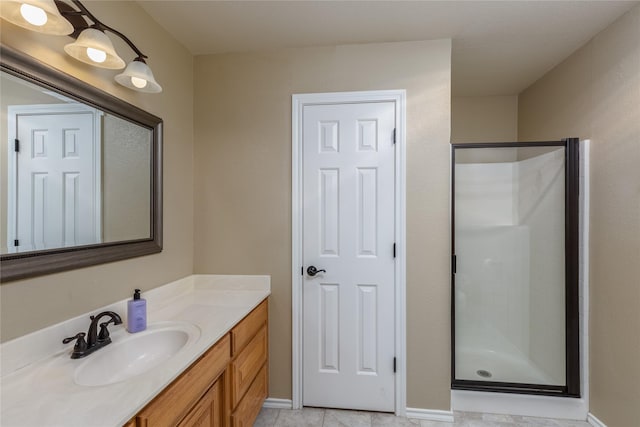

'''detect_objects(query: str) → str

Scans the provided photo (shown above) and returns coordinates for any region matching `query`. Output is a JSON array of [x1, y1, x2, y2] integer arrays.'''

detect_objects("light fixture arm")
[[58, 0, 148, 60]]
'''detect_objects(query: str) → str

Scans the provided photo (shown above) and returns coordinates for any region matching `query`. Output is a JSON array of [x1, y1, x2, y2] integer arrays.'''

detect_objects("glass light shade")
[[115, 60, 162, 93], [64, 28, 125, 70], [0, 0, 73, 35]]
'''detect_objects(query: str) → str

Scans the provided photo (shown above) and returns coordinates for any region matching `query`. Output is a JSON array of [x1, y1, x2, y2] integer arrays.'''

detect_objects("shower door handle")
[[307, 266, 326, 277]]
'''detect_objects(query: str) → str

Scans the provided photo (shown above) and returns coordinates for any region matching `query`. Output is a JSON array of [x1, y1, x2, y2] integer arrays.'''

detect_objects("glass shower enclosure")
[[451, 139, 580, 396]]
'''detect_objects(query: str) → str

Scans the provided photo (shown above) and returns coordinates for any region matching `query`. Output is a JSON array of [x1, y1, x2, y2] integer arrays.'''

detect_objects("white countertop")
[[0, 275, 270, 427]]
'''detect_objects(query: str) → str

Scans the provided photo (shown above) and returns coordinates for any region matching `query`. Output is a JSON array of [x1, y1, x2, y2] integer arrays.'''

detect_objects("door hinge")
[[393, 243, 396, 258], [14, 239, 19, 247], [14, 139, 19, 153], [452, 254, 457, 274], [393, 357, 397, 373], [392, 128, 396, 145]]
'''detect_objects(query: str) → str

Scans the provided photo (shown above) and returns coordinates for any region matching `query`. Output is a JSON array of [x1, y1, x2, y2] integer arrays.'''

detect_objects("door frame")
[[6, 103, 102, 254], [291, 90, 407, 414]]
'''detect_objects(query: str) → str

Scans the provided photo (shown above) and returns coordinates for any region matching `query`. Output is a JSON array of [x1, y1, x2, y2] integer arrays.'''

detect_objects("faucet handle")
[[98, 321, 112, 341], [62, 332, 87, 353], [62, 332, 85, 344]]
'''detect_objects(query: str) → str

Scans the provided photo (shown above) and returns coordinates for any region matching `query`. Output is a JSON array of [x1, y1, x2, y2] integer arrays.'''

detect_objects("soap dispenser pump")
[[127, 289, 147, 333]]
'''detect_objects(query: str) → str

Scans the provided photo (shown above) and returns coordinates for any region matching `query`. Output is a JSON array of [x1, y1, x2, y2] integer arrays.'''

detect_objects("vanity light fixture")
[[0, 0, 162, 93], [0, 0, 73, 35]]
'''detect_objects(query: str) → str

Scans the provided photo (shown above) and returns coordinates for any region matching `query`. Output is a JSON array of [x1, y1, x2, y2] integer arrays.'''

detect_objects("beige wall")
[[452, 95, 518, 143], [193, 40, 452, 409], [519, 5, 640, 426], [0, 1, 194, 342]]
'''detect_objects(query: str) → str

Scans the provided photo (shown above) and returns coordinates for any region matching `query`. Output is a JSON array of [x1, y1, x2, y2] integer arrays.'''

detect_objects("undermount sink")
[[74, 322, 200, 386]]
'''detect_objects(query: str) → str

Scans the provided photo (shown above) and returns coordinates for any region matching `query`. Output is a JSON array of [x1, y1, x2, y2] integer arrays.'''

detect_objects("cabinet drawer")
[[231, 326, 267, 407], [136, 334, 230, 427], [231, 364, 267, 427], [231, 300, 267, 356]]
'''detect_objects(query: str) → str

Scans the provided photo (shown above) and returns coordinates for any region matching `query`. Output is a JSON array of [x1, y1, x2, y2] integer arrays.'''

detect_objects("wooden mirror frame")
[[0, 45, 162, 282]]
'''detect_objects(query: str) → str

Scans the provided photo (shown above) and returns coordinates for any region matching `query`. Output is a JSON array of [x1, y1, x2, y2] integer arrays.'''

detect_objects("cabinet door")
[[178, 381, 223, 427], [231, 326, 268, 407], [136, 335, 230, 427], [231, 365, 267, 427]]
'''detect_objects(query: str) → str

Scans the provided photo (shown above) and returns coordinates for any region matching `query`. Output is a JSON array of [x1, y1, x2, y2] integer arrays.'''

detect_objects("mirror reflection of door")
[[7, 104, 102, 253]]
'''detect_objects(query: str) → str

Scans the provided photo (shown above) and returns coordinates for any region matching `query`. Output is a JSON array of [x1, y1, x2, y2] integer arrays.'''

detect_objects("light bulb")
[[131, 77, 148, 89], [86, 47, 107, 63], [20, 3, 47, 26]]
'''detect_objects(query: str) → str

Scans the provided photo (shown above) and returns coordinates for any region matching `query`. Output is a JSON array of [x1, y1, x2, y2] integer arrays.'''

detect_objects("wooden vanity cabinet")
[[126, 300, 268, 427]]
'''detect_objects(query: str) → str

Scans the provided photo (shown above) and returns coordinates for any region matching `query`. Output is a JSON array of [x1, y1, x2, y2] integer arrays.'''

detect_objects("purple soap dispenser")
[[127, 289, 147, 333]]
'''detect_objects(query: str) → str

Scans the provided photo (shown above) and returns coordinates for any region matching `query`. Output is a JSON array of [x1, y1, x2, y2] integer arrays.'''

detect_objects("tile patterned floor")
[[253, 408, 592, 427]]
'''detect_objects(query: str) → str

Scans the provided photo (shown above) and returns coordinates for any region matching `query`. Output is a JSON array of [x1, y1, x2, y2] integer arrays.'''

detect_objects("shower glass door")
[[451, 140, 579, 396]]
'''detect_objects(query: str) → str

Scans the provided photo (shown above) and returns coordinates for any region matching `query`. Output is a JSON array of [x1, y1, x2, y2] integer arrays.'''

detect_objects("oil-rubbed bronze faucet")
[[62, 311, 122, 359]]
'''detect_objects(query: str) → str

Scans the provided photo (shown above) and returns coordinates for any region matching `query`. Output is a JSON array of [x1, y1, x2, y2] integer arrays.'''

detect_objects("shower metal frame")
[[450, 138, 580, 397]]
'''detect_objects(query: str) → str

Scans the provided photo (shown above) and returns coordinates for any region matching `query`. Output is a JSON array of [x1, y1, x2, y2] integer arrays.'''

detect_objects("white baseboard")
[[406, 407, 454, 422], [587, 413, 607, 427], [263, 398, 293, 409], [263, 399, 453, 422]]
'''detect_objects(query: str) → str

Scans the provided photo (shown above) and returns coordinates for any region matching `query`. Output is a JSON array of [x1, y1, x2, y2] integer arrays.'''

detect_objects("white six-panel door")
[[302, 101, 396, 411], [8, 105, 101, 252]]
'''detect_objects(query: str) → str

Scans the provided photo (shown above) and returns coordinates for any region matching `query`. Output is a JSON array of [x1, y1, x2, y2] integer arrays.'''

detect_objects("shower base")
[[455, 348, 558, 385]]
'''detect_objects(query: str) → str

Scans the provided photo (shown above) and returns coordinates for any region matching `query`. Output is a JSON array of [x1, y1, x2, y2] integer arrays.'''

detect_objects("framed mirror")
[[0, 44, 162, 282]]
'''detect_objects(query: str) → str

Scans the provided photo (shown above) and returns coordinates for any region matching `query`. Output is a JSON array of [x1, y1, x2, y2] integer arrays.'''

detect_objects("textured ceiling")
[[138, 1, 638, 95]]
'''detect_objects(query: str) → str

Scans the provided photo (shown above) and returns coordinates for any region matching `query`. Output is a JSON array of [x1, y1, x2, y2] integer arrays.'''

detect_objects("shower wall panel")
[[455, 162, 517, 227], [517, 149, 566, 384]]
